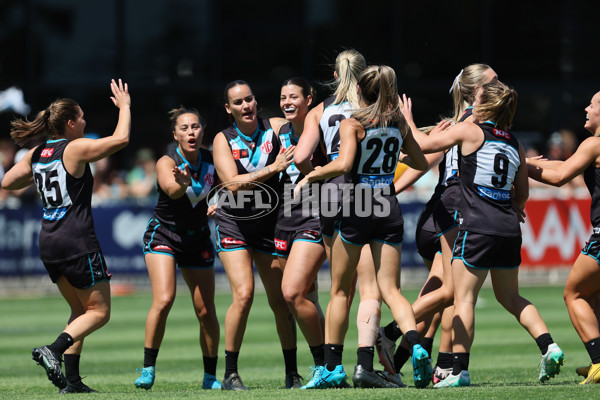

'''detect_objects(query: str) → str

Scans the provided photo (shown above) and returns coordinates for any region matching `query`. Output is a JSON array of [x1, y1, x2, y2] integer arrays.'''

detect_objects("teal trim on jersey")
[[484, 139, 519, 151], [214, 224, 249, 253], [176, 147, 202, 170], [233, 122, 261, 142], [32, 159, 61, 167], [249, 133, 269, 168], [436, 223, 459, 238], [46, 139, 67, 144], [336, 229, 362, 247], [280, 131, 298, 147], [324, 100, 349, 111], [143, 218, 175, 257], [482, 120, 496, 126], [293, 238, 323, 244], [280, 131, 299, 178], [84, 253, 110, 289], [175, 148, 214, 199], [87, 253, 95, 286], [144, 248, 175, 258], [229, 134, 267, 169], [453, 230, 519, 269], [582, 241, 600, 265], [253, 247, 278, 256]]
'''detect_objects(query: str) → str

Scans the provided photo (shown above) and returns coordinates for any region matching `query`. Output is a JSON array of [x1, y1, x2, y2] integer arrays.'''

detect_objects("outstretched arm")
[[213, 132, 294, 193], [394, 152, 443, 194], [527, 136, 600, 186], [65, 79, 131, 167]]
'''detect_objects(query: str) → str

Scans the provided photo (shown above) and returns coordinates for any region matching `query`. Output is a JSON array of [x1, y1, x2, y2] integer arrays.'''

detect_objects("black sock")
[[404, 330, 421, 353], [452, 352, 469, 375], [47, 332, 74, 355], [282, 347, 297, 375], [310, 344, 325, 366], [63, 354, 81, 384], [324, 344, 343, 371], [422, 337, 434, 357], [535, 333, 553, 355], [394, 346, 410, 372], [203, 356, 218, 376], [143, 347, 159, 368], [224, 350, 239, 378], [384, 321, 403, 342], [585, 337, 600, 364], [356, 346, 374, 372], [436, 352, 453, 369]]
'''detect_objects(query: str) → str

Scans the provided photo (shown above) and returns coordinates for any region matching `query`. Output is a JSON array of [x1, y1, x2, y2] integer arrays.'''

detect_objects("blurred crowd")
[[0, 129, 589, 209], [0, 137, 160, 208]]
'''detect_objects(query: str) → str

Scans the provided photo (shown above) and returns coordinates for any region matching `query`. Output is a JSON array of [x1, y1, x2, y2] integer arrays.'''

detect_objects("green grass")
[[0, 285, 596, 399]]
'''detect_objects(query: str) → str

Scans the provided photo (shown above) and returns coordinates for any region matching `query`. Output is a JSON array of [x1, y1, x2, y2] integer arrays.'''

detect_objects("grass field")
[[0, 284, 597, 399]]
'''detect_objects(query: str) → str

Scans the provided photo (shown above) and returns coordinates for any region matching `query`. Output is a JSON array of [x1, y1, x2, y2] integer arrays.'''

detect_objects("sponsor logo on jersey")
[[274, 238, 288, 251], [153, 244, 173, 251], [493, 128, 511, 140], [221, 237, 246, 246], [204, 173, 214, 186], [41, 148, 54, 157], [261, 141, 273, 154], [476, 185, 511, 201], [232, 149, 250, 159], [359, 174, 394, 188]]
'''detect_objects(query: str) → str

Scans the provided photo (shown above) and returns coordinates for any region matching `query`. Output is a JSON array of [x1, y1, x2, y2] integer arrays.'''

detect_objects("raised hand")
[[400, 93, 414, 126], [110, 79, 131, 109]]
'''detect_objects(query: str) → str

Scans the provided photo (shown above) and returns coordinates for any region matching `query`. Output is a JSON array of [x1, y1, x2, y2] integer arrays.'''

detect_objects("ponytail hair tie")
[[449, 69, 464, 94]]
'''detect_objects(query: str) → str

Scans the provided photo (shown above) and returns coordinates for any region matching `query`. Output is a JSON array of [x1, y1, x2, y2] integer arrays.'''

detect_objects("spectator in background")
[[91, 156, 128, 204], [0, 137, 38, 205], [127, 147, 157, 200], [0, 138, 16, 203], [546, 129, 586, 197], [525, 146, 549, 191]]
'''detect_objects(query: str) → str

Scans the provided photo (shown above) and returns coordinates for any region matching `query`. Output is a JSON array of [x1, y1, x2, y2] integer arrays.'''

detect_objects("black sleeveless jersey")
[[350, 121, 403, 189], [153, 146, 216, 232], [583, 160, 600, 231], [319, 96, 353, 203], [216, 118, 281, 220], [434, 107, 473, 191], [277, 122, 320, 229], [320, 96, 354, 160], [31, 139, 100, 262], [459, 122, 522, 236]]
